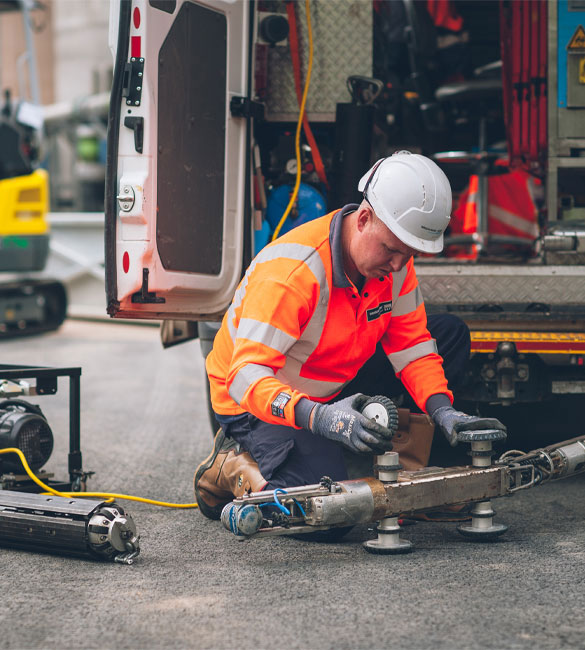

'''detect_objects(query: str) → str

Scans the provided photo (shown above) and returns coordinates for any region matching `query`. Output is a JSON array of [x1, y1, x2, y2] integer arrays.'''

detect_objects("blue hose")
[[258, 488, 307, 518]]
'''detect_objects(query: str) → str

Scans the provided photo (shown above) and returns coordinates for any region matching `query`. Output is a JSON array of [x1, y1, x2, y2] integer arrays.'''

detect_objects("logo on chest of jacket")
[[271, 391, 291, 418], [367, 300, 393, 321]]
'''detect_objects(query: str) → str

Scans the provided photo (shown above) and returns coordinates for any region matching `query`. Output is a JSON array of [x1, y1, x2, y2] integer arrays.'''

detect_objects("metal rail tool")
[[221, 398, 585, 555]]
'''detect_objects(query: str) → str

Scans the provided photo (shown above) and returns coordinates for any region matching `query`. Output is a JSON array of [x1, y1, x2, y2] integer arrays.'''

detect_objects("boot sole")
[[194, 428, 230, 520]]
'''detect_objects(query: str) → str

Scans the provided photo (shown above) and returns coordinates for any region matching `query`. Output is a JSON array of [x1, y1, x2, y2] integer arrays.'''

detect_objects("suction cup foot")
[[363, 537, 413, 555], [457, 522, 508, 541], [363, 516, 413, 555]]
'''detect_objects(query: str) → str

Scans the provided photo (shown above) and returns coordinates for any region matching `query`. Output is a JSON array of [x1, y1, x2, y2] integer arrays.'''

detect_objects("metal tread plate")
[[265, 0, 372, 118], [415, 264, 585, 306]]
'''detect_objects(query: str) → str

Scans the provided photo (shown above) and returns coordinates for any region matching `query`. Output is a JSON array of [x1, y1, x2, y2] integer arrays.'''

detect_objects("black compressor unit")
[[0, 399, 54, 475]]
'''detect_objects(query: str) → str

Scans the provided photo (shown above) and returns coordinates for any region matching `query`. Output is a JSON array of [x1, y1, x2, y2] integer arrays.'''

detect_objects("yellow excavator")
[[0, 1, 66, 337]]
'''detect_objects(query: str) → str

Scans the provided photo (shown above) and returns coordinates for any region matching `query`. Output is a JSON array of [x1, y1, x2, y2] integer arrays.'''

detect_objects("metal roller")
[[0, 490, 140, 564]]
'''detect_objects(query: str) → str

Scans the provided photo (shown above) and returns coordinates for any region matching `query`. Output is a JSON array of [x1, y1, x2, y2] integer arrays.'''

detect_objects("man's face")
[[352, 208, 417, 279]]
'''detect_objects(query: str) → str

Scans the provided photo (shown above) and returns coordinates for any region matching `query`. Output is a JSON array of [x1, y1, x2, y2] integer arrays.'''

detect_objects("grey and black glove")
[[295, 394, 394, 455], [431, 405, 507, 447]]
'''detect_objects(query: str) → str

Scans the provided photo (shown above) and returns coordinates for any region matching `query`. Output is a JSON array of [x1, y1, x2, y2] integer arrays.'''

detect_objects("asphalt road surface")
[[1, 320, 584, 650]]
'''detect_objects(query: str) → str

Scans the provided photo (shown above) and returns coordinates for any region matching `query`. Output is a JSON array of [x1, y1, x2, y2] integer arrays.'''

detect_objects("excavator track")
[[0, 279, 67, 339]]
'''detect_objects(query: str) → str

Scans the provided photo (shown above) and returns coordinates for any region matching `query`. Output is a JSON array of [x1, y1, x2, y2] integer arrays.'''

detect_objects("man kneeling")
[[195, 152, 506, 521]]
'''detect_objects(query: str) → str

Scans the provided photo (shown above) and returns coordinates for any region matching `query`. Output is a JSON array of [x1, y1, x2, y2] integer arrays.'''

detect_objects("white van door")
[[105, 0, 252, 321]]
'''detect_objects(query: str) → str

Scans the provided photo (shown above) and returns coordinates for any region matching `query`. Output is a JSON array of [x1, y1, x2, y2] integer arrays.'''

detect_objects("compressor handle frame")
[[0, 364, 84, 491]]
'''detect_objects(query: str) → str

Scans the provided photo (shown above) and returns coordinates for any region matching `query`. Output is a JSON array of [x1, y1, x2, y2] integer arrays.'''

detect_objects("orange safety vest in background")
[[426, 0, 464, 32], [450, 168, 540, 259], [206, 207, 452, 428]]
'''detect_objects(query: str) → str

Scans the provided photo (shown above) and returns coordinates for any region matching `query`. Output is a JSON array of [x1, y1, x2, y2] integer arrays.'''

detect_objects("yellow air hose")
[[0, 448, 199, 508], [271, 0, 314, 241]]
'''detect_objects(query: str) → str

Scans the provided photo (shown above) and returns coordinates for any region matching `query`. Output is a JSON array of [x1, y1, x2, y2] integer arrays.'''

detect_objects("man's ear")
[[356, 204, 373, 233]]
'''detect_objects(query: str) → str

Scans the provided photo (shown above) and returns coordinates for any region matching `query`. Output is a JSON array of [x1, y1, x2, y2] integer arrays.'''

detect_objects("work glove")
[[310, 394, 394, 455], [431, 406, 507, 447]]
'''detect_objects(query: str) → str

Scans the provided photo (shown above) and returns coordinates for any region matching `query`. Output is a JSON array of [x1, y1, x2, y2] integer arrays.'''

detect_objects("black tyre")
[[360, 395, 399, 437]]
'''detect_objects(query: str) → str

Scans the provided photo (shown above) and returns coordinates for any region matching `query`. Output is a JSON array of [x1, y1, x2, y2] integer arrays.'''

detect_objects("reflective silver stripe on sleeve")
[[387, 339, 438, 373], [283, 250, 329, 365], [236, 318, 297, 355], [391, 266, 408, 303], [228, 363, 275, 405], [233, 243, 318, 312], [227, 240, 332, 397], [226, 303, 237, 341], [227, 243, 323, 344], [392, 285, 424, 317]]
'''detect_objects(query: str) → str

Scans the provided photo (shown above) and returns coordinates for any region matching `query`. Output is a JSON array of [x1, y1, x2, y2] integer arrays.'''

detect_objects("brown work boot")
[[194, 428, 267, 520]]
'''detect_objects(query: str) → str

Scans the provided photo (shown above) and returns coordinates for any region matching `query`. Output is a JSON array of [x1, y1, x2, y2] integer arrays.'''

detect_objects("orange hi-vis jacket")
[[206, 206, 452, 429]]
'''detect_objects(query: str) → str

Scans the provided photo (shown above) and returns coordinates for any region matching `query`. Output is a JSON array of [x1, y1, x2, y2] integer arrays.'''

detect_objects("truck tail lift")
[[221, 401, 585, 554]]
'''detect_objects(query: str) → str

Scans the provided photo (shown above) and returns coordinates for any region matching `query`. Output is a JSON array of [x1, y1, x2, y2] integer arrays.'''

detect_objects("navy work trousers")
[[221, 314, 470, 490]]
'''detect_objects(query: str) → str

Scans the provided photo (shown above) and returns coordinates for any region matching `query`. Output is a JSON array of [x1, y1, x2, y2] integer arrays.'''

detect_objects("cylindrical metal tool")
[[553, 439, 585, 477], [0, 490, 140, 564]]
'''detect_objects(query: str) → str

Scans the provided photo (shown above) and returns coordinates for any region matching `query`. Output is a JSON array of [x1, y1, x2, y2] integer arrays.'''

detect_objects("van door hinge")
[[122, 57, 144, 107], [230, 96, 264, 119], [131, 268, 166, 304]]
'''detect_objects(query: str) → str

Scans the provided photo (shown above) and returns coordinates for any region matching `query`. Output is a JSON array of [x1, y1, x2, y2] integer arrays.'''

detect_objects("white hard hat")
[[358, 151, 452, 254]]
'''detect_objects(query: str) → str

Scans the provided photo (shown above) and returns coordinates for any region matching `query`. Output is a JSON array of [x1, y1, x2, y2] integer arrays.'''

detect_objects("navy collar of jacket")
[[329, 204, 359, 289]]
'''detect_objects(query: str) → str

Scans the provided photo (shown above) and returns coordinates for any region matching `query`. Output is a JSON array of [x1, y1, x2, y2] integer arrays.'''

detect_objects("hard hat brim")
[[360, 191, 445, 254], [378, 209, 445, 254]]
